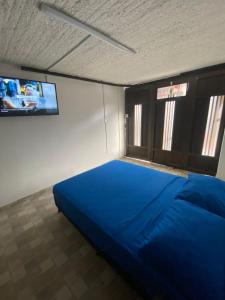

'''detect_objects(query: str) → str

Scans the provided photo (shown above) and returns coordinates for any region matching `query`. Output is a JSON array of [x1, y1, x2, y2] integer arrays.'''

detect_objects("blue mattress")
[[53, 160, 186, 298]]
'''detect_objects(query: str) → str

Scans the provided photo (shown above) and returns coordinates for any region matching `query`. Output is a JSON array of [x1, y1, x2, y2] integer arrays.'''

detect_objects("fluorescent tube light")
[[39, 3, 136, 54]]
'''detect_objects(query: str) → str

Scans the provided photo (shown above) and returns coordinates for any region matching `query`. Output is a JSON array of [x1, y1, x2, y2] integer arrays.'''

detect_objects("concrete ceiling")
[[1, 0, 225, 84]]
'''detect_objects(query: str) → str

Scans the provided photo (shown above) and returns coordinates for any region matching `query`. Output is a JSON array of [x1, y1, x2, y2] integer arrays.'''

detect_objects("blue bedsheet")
[[140, 200, 225, 300], [53, 160, 186, 298]]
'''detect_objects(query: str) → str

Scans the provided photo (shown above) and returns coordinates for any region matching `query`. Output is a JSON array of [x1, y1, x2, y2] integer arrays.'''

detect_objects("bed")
[[53, 160, 225, 300]]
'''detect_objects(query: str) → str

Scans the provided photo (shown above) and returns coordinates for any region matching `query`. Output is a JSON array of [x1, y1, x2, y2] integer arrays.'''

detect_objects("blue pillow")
[[176, 173, 225, 218], [139, 201, 225, 300]]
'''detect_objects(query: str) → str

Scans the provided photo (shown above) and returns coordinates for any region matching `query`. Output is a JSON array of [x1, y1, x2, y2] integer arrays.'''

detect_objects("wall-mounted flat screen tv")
[[0, 76, 59, 116]]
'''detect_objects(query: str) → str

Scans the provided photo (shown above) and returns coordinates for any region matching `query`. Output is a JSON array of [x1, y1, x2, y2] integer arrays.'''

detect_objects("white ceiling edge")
[[1, 59, 225, 87], [129, 60, 225, 86]]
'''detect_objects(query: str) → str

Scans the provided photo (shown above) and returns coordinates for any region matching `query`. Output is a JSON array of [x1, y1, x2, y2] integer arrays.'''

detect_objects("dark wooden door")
[[125, 67, 225, 175], [153, 79, 194, 169], [187, 75, 225, 175], [125, 88, 152, 160]]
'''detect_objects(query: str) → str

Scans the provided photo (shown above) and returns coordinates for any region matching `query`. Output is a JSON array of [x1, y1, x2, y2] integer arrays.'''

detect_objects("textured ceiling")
[[1, 0, 225, 84]]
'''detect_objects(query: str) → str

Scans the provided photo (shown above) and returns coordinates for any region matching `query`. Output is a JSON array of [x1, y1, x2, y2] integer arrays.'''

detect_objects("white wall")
[[0, 63, 124, 207], [217, 132, 225, 180]]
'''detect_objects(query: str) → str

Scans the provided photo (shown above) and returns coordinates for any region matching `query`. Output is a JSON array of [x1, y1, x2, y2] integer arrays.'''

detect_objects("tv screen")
[[0, 76, 59, 116]]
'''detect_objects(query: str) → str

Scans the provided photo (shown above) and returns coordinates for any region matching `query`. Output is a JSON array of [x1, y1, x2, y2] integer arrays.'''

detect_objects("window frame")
[[162, 100, 176, 151], [157, 83, 188, 101], [154, 80, 189, 103], [202, 95, 225, 157]]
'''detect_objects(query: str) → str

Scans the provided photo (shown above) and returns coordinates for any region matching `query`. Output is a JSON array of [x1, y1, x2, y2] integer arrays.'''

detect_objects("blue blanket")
[[53, 160, 186, 298], [140, 200, 225, 300]]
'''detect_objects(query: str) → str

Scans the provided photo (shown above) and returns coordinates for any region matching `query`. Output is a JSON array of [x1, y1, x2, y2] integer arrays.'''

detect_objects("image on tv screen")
[[0, 77, 58, 116]]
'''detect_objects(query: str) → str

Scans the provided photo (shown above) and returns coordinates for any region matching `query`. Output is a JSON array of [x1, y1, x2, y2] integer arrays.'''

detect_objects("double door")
[[125, 74, 225, 175]]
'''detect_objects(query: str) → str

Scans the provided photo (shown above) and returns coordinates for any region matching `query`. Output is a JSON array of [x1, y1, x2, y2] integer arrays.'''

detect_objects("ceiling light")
[[39, 3, 136, 54]]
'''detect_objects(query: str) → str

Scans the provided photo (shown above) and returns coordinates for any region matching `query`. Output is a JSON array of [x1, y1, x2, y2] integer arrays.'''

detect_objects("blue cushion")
[[176, 173, 225, 218], [139, 201, 225, 300]]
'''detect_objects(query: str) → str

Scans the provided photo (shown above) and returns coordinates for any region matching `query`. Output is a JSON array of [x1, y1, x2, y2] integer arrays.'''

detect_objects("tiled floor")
[[0, 159, 178, 300], [0, 188, 146, 300]]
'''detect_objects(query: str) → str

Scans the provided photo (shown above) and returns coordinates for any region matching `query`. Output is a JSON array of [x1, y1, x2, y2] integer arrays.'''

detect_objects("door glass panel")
[[202, 95, 224, 157], [162, 101, 176, 151], [134, 104, 142, 146]]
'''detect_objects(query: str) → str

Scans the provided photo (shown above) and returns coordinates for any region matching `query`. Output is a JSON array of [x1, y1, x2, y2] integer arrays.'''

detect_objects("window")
[[157, 83, 188, 100], [162, 101, 176, 151], [134, 104, 142, 146], [202, 95, 224, 157]]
